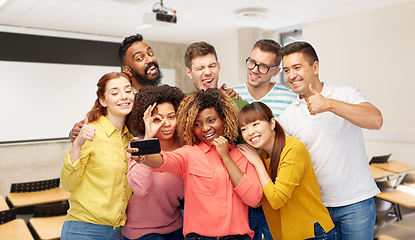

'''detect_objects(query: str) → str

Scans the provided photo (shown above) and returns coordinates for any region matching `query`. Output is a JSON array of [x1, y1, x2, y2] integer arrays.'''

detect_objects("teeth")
[[250, 136, 260, 142], [204, 132, 214, 138]]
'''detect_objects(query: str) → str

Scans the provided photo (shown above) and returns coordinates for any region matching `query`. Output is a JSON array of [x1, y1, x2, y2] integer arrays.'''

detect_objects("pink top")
[[153, 142, 263, 238], [123, 157, 184, 239]]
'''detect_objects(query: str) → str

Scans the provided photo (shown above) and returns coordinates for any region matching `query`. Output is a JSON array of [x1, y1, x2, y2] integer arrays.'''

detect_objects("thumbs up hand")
[[74, 116, 96, 146], [306, 84, 328, 115]]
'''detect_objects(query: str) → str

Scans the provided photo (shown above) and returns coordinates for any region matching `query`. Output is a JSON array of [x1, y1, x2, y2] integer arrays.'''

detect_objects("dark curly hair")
[[118, 34, 143, 66], [176, 88, 239, 146], [127, 84, 185, 135]]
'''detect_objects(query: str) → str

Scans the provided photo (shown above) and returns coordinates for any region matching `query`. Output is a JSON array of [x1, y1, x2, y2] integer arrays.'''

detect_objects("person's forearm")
[[327, 100, 383, 130], [69, 141, 83, 164], [221, 156, 244, 187], [142, 154, 164, 168], [252, 162, 272, 187]]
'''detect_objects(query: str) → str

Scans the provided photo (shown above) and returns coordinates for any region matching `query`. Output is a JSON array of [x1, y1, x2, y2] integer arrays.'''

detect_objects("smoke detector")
[[235, 8, 267, 21]]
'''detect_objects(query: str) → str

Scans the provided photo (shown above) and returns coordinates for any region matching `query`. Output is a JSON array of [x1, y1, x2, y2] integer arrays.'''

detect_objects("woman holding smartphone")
[[237, 102, 335, 240], [60, 72, 134, 240], [123, 84, 186, 240], [130, 88, 263, 239]]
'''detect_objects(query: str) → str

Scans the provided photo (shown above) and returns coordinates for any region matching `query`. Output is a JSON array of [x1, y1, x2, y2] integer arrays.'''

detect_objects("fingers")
[[309, 84, 318, 95], [219, 83, 227, 90], [80, 124, 95, 141], [84, 116, 89, 125], [134, 155, 146, 164]]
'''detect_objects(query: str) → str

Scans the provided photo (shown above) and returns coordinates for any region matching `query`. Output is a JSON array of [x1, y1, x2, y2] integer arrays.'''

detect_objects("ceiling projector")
[[143, 12, 177, 25], [143, 0, 177, 26]]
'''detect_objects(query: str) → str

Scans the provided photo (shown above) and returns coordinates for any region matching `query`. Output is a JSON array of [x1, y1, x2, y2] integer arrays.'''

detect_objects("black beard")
[[132, 62, 162, 87]]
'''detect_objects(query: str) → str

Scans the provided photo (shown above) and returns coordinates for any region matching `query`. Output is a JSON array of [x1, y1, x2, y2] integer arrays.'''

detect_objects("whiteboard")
[[0, 61, 175, 143]]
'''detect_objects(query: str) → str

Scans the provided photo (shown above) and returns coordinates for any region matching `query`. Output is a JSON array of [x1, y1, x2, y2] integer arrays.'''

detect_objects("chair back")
[[33, 201, 69, 217], [10, 178, 60, 193], [0, 208, 17, 225]]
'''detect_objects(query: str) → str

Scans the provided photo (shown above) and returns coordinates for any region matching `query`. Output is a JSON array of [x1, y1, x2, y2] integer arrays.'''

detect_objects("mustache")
[[145, 61, 159, 74]]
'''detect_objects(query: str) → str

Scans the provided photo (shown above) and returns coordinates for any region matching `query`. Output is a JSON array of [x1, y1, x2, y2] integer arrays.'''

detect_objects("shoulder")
[[329, 84, 368, 104], [284, 136, 308, 153], [232, 83, 247, 92]]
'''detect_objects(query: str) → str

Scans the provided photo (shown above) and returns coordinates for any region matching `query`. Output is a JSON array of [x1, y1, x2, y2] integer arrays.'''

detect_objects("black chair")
[[0, 207, 17, 225], [0, 208, 34, 239], [9, 178, 60, 193], [6, 178, 61, 214], [28, 201, 69, 240], [369, 153, 391, 165]]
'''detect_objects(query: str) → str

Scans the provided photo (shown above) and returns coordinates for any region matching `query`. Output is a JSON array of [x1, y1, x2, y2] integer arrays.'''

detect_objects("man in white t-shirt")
[[232, 39, 296, 240], [233, 39, 297, 120], [279, 41, 383, 240]]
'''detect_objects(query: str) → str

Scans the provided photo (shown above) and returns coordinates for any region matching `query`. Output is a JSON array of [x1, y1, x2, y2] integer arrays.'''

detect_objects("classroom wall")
[[2, 2, 414, 196], [302, 1, 415, 164], [0, 32, 188, 196]]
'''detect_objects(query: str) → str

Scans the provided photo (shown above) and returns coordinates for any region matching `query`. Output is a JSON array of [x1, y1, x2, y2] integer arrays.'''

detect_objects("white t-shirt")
[[233, 82, 297, 119], [279, 83, 380, 207]]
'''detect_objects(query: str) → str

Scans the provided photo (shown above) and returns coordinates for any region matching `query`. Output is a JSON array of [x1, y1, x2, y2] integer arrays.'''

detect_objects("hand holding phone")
[[130, 138, 161, 156]]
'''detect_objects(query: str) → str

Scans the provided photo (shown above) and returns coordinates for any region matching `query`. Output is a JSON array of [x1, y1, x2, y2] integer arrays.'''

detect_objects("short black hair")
[[280, 41, 319, 65], [118, 34, 144, 66]]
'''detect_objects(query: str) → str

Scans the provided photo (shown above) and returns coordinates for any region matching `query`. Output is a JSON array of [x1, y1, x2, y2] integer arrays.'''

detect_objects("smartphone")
[[130, 138, 161, 156]]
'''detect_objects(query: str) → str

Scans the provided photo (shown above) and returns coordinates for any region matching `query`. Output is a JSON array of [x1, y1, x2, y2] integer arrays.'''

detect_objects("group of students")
[[60, 34, 383, 240]]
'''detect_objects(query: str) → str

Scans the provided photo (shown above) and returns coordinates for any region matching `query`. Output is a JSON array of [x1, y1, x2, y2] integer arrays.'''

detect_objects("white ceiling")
[[0, 0, 413, 44]]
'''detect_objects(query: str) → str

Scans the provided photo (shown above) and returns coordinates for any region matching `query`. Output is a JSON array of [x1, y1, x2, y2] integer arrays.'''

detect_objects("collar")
[[97, 115, 129, 137], [319, 82, 332, 98]]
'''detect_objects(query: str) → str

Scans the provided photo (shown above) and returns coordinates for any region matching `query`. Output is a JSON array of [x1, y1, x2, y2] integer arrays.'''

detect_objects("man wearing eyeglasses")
[[233, 39, 297, 120], [232, 39, 296, 240]]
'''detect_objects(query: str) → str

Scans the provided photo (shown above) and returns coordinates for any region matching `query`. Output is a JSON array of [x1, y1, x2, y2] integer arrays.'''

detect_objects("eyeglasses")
[[246, 57, 279, 74]]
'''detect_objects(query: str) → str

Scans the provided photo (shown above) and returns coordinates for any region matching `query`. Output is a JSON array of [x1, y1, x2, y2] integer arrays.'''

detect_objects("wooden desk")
[[29, 215, 66, 240], [0, 219, 34, 240], [7, 187, 70, 208], [370, 165, 395, 179], [375, 185, 415, 209], [0, 195, 9, 211], [372, 160, 415, 174]]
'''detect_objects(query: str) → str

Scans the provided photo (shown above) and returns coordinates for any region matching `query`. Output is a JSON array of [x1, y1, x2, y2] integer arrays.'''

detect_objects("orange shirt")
[[153, 142, 263, 238]]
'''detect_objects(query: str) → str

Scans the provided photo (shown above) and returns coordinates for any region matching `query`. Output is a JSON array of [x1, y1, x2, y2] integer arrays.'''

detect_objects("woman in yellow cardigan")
[[237, 102, 335, 240]]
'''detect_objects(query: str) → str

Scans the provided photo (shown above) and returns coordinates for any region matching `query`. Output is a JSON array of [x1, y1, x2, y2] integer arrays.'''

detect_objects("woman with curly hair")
[[129, 88, 263, 240], [123, 84, 186, 240]]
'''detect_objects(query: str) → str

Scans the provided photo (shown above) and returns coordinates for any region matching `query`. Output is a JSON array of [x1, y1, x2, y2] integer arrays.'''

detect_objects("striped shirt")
[[233, 82, 297, 119]]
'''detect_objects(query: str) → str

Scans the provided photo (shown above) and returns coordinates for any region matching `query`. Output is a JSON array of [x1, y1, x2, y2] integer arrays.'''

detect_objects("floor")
[[375, 205, 415, 240]]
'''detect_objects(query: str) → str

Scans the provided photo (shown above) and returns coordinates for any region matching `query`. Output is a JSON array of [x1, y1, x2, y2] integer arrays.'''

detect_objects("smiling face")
[[186, 53, 220, 91], [283, 52, 319, 99], [192, 107, 224, 145], [240, 119, 275, 153], [153, 102, 177, 141], [123, 41, 161, 88], [246, 48, 280, 88], [99, 76, 134, 119]]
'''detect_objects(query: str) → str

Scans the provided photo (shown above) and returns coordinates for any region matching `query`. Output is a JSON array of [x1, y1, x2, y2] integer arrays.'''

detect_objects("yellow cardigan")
[[260, 136, 334, 240]]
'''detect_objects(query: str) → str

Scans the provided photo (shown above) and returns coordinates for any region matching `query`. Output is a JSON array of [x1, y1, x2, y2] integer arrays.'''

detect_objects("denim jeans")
[[123, 227, 184, 240], [61, 221, 120, 240], [185, 232, 251, 240], [248, 206, 273, 240], [306, 222, 337, 240], [326, 197, 376, 240]]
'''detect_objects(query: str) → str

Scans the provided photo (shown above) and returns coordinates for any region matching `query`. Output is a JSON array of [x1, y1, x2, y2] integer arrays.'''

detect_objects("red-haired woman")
[[61, 72, 134, 240]]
